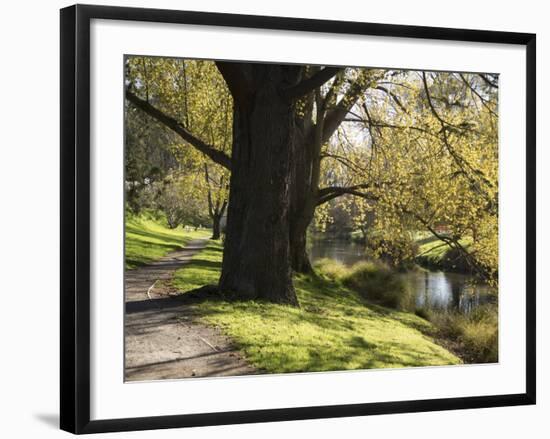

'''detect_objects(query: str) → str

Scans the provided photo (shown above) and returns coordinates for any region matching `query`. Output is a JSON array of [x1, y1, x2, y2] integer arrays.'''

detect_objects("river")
[[309, 238, 496, 314]]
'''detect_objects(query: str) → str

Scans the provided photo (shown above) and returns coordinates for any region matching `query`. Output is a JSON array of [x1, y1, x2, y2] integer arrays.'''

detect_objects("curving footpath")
[[124, 238, 256, 381]]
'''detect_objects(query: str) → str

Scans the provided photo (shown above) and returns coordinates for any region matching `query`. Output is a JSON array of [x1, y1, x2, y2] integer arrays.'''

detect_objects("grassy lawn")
[[125, 212, 211, 269], [172, 241, 461, 374]]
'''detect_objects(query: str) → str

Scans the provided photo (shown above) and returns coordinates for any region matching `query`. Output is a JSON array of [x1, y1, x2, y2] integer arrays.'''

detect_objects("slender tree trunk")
[[289, 119, 320, 274], [211, 214, 221, 240], [289, 139, 316, 274], [289, 213, 314, 273], [219, 66, 300, 306]]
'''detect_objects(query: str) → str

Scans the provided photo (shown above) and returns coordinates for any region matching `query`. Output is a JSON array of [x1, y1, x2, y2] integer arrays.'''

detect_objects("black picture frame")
[[60, 4, 536, 434]]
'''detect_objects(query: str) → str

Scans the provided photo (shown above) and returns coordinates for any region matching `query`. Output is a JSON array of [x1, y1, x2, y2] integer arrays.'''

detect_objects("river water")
[[309, 238, 496, 314]]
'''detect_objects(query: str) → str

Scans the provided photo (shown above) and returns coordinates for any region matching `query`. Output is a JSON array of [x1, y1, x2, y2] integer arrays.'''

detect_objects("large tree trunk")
[[219, 65, 300, 306]]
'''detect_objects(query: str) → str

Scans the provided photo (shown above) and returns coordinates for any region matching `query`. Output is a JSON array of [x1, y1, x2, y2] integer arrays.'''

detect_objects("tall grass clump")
[[313, 258, 348, 281], [421, 304, 498, 363], [315, 259, 410, 310]]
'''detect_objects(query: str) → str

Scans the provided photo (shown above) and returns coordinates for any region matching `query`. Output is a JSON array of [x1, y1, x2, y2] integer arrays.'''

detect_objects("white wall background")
[[0, 0, 546, 437]]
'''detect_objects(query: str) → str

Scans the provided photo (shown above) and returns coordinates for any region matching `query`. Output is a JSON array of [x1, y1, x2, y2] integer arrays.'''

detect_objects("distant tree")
[[125, 104, 179, 213], [203, 163, 228, 240]]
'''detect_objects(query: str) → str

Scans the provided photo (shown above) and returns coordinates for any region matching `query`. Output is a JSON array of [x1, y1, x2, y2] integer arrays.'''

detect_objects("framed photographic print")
[[60, 4, 536, 434]]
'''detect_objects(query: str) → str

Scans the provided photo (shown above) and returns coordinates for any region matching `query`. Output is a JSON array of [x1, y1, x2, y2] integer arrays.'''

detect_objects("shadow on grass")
[[237, 336, 453, 373], [173, 266, 434, 340], [183, 259, 221, 270]]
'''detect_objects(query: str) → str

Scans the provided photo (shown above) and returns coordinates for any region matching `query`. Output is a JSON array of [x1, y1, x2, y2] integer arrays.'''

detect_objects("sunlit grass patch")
[[171, 241, 223, 290], [125, 211, 211, 269], [172, 242, 460, 374]]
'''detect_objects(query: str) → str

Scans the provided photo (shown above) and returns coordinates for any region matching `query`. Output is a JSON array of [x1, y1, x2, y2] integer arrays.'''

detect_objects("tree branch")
[[404, 207, 490, 280], [282, 67, 341, 100], [321, 79, 369, 143], [317, 183, 377, 205], [478, 73, 499, 89], [376, 85, 408, 113], [458, 74, 498, 117], [422, 72, 453, 128], [126, 91, 231, 170], [215, 61, 251, 104], [204, 163, 214, 217]]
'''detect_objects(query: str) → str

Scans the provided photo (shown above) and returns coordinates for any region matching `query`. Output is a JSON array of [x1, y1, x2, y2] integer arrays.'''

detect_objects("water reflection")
[[404, 270, 494, 314], [309, 239, 367, 266], [309, 238, 495, 314]]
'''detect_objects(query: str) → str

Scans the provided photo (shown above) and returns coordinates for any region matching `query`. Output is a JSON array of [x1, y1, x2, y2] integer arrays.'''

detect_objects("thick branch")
[[126, 91, 231, 170], [215, 62, 251, 104], [317, 183, 376, 205], [282, 67, 341, 100], [321, 80, 369, 143]]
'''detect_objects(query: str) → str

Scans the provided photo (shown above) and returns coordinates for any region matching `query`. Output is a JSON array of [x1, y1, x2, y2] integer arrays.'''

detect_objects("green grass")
[[171, 242, 461, 374], [315, 258, 411, 310], [125, 212, 211, 269], [416, 236, 472, 272]]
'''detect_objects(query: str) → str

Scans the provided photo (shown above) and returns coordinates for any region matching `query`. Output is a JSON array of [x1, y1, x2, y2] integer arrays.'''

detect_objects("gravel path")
[[124, 238, 256, 381]]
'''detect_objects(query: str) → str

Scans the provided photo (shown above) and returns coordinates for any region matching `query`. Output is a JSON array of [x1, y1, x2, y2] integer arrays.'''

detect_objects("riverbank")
[[170, 241, 461, 373], [314, 257, 498, 364], [319, 231, 474, 274]]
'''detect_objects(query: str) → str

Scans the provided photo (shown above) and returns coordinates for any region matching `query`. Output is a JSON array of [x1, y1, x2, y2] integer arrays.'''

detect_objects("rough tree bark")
[[214, 63, 340, 305], [216, 63, 305, 305], [289, 90, 316, 274]]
